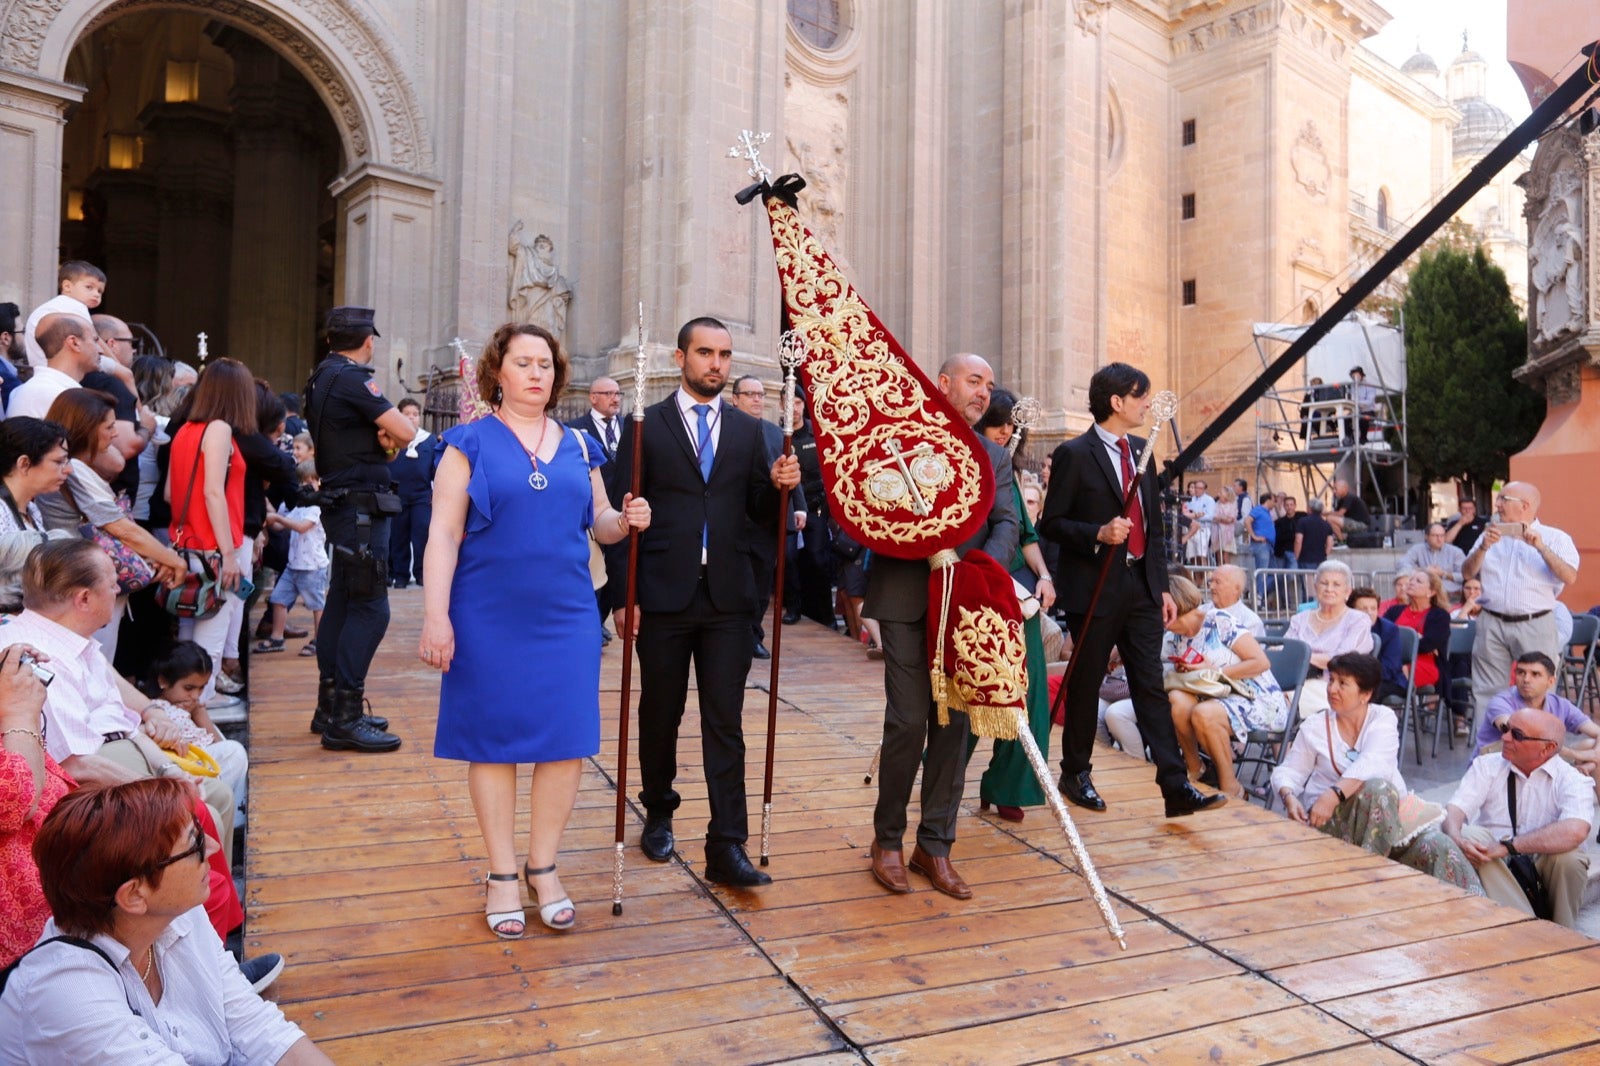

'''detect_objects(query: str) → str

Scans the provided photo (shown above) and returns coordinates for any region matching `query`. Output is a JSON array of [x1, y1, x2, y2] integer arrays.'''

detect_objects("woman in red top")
[[166, 359, 252, 705], [0, 644, 72, 966], [1384, 569, 1452, 689]]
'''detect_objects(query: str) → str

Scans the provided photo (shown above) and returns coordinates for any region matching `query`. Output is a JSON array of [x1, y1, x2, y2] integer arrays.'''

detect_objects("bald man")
[[1444, 708, 1594, 927], [1462, 481, 1579, 731], [867, 353, 1017, 900], [1204, 565, 1265, 638]]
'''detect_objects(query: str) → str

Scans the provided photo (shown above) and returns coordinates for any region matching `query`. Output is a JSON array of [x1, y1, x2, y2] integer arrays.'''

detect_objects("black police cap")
[[325, 306, 380, 337]]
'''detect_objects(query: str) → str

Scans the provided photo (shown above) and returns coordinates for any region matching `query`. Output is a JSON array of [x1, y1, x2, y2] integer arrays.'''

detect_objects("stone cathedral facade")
[[0, 0, 1528, 466]]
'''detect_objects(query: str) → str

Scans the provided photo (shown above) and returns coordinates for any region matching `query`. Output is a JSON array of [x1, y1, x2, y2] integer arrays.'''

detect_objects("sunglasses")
[[150, 816, 207, 872], [1497, 722, 1555, 745]]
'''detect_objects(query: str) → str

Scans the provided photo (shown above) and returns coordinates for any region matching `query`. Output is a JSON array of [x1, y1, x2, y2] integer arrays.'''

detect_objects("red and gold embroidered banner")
[[761, 194, 993, 560]]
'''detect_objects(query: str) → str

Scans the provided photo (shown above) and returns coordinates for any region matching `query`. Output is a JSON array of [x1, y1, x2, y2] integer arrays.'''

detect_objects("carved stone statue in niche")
[[507, 221, 572, 341], [1529, 167, 1585, 345]]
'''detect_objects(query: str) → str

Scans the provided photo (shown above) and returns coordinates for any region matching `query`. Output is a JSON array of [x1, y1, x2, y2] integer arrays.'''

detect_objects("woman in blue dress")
[[418, 323, 650, 940]]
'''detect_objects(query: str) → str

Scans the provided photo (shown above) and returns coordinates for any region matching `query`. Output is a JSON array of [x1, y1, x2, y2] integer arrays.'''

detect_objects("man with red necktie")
[[1038, 363, 1228, 819]]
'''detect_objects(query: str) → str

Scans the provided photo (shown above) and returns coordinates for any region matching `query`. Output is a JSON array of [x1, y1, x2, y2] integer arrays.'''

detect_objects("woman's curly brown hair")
[[476, 323, 567, 408]]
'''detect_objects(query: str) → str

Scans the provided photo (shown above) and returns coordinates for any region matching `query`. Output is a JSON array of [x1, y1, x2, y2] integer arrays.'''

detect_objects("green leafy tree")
[[1403, 244, 1542, 499]]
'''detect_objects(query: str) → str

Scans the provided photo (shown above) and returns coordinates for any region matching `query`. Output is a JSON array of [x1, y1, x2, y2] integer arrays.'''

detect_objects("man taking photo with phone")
[[1462, 481, 1579, 735]]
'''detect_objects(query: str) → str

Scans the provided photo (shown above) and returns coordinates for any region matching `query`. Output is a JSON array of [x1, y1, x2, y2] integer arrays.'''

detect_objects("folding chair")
[[1561, 614, 1598, 713], [1235, 638, 1311, 810], [1386, 627, 1422, 766]]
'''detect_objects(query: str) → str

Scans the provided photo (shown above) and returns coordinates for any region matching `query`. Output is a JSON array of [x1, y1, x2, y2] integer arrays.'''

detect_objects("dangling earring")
[[492, 384, 503, 405]]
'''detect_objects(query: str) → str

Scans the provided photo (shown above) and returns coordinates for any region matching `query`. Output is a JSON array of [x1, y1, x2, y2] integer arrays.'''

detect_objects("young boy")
[[23, 260, 105, 367], [257, 461, 329, 657]]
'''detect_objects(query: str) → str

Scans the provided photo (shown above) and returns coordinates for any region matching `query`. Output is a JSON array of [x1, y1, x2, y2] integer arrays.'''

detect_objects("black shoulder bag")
[[0, 935, 139, 1015], [1505, 772, 1554, 921]]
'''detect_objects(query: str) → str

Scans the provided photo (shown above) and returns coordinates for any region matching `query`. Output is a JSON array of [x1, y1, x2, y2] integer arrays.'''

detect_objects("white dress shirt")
[[673, 388, 724, 455], [1271, 704, 1405, 808], [5, 365, 80, 420], [1206, 599, 1266, 638], [0, 908, 306, 1066], [0, 609, 139, 762], [1448, 751, 1595, 840], [1476, 519, 1578, 615]]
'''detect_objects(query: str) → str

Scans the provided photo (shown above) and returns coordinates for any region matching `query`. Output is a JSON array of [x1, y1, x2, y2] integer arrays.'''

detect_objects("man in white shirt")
[[1203, 564, 1265, 637], [0, 539, 236, 861], [5, 313, 98, 419], [1443, 708, 1594, 928], [1462, 481, 1579, 729], [1181, 480, 1216, 562], [1400, 522, 1469, 599]]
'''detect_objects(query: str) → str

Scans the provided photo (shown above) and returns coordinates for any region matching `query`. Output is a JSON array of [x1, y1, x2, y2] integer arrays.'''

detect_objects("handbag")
[[574, 429, 608, 591], [1505, 772, 1554, 920], [165, 435, 228, 620], [61, 484, 154, 594], [1163, 669, 1236, 700]]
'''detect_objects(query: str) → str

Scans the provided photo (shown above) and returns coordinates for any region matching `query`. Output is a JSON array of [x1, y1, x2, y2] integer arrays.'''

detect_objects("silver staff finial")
[[196, 331, 208, 363], [632, 302, 648, 419], [728, 130, 773, 184], [778, 331, 805, 436], [1009, 396, 1043, 456]]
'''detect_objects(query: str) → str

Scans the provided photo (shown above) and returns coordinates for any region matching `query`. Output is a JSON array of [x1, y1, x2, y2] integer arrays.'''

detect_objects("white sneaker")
[[214, 672, 243, 695]]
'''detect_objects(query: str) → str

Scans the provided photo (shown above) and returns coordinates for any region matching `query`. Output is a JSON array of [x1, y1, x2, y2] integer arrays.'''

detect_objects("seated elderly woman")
[[1271, 652, 1479, 891], [1162, 575, 1287, 799], [1283, 559, 1374, 716], [0, 779, 329, 1065]]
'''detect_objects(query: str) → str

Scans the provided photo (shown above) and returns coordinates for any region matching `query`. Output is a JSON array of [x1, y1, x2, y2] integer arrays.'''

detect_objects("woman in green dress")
[[969, 389, 1055, 822]]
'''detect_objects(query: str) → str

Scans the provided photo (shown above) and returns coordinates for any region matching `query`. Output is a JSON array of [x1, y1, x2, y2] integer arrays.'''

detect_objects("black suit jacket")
[[610, 396, 780, 615], [1039, 428, 1169, 610], [567, 412, 617, 488], [863, 434, 1020, 625]]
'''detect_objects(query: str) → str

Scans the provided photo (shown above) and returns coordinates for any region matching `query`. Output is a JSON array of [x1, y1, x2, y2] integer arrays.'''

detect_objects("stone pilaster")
[[0, 67, 81, 308]]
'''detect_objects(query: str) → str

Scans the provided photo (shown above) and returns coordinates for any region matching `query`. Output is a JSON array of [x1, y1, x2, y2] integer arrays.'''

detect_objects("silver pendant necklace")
[[499, 414, 551, 491]]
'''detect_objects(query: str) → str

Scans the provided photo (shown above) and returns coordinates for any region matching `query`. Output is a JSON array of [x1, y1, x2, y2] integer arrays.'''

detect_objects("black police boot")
[[310, 678, 389, 734], [320, 687, 401, 753]]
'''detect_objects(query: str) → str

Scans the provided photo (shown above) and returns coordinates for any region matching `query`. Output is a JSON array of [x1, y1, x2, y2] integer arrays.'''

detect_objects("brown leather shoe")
[[870, 841, 912, 894], [908, 845, 973, 900]]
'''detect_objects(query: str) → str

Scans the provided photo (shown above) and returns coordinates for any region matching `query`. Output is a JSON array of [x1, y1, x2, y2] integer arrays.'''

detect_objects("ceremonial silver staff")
[[612, 303, 648, 915], [759, 331, 806, 865]]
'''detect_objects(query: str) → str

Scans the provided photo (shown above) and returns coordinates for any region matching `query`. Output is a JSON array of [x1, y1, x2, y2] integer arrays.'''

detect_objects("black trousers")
[[636, 575, 754, 851], [388, 499, 431, 586], [1059, 563, 1188, 794], [316, 502, 391, 691], [750, 543, 777, 643], [784, 518, 836, 626]]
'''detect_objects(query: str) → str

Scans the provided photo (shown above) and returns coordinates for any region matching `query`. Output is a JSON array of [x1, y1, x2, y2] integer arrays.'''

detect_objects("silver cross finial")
[[728, 130, 773, 184], [197, 331, 208, 362]]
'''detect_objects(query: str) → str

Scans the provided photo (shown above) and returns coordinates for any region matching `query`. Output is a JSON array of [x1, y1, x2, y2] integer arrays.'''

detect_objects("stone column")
[[224, 35, 324, 389], [84, 170, 161, 331], [330, 162, 442, 397], [140, 101, 234, 362], [0, 68, 81, 309]]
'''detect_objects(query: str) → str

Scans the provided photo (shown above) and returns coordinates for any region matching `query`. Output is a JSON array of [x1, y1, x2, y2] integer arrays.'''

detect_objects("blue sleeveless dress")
[[434, 417, 605, 763]]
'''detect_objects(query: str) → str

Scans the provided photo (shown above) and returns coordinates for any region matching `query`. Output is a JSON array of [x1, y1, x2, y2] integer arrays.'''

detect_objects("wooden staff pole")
[[612, 305, 648, 915]]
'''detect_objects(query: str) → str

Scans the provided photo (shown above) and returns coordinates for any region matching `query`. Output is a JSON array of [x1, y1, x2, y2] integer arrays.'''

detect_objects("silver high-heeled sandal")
[[524, 862, 575, 930], [484, 872, 525, 940]]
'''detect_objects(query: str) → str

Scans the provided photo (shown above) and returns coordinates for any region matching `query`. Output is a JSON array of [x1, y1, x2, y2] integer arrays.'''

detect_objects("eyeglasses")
[[107, 336, 134, 344], [590, 390, 620, 397], [734, 391, 765, 398], [1497, 495, 1527, 506], [151, 817, 207, 871], [1498, 723, 1555, 745]]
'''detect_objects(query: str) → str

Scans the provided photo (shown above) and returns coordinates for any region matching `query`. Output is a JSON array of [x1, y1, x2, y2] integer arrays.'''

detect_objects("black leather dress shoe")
[[782, 608, 802, 625], [1058, 771, 1107, 812], [704, 845, 772, 886], [1164, 783, 1229, 818], [752, 641, 771, 660], [641, 815, 675, 861]]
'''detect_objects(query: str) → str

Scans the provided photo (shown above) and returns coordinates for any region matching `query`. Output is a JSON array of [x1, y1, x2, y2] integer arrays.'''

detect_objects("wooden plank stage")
[[245, 591, 1600, 1063]]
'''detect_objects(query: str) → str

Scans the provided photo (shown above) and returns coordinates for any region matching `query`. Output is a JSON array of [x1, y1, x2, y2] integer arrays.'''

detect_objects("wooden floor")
[[245, 592, 1600, 1064]]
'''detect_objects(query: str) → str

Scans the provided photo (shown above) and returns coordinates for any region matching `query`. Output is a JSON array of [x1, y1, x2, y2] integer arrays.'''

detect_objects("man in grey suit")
[[867, 353, 1019, 900]]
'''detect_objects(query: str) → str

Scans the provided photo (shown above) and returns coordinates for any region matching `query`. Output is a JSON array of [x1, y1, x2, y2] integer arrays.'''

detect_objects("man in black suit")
[[1038, 362, 1227, 818], [611, 318, 800, 887], [730, 375, 806, 661], [568, 377, 623, 640], [867, 353, 1018, 900]]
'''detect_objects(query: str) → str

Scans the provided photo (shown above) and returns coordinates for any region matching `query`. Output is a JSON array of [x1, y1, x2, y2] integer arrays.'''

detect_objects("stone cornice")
[[1168, 0, 1385, 62], [1351, 45, 1459, 120]]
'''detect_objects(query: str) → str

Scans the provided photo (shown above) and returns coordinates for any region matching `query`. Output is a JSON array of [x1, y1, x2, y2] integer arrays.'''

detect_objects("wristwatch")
[[1501, 836, 1518, 855]]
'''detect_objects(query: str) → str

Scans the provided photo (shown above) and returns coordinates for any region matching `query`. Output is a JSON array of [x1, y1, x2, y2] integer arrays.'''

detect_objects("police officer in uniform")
[[304, 307, 411, 752]]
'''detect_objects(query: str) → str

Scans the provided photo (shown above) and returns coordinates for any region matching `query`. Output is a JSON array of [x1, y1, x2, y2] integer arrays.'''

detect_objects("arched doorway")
[[0, 0, 438, 393], [60, 10, 342, 386]]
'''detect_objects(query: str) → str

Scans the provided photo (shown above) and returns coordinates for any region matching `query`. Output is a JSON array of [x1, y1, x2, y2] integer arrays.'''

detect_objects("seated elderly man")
[[1443, 708, 1594, 928], [0, 539, 235, 862], [1204, 564, 1265, 638], [1401, 523, 1468, 600], [1474, 651, 1600, 759]]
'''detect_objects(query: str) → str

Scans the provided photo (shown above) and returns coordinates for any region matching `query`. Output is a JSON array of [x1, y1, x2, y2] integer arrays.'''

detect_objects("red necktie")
[[1119, 438, 1146, 559]]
